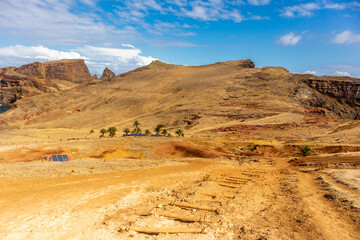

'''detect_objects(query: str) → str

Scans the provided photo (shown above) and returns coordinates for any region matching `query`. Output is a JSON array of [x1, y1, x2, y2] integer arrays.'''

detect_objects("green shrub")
[[299, 145, 312, 156]]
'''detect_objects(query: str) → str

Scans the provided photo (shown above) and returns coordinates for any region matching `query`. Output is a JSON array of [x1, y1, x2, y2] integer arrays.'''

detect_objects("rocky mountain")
[[0, 59, 92, 105], [0, 59, 359, 134]]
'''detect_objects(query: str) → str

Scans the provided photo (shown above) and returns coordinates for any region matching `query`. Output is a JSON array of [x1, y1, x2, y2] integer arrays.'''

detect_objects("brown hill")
[[0, 59, 359, 140]]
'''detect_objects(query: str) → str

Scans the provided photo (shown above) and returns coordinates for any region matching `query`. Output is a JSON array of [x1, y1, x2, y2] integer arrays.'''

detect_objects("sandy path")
[[1, 157, 359, 239], [296, 171, 360, 240], [0, 159, 218, 239]]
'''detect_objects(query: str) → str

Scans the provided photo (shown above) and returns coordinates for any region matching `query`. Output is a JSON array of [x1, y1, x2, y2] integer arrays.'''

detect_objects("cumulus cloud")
[[77, 45, 157, 74], [0, 45, 86, 60], [333, 30, 360, 44], [334, 71, 350, 77], [304, 70, 317, 75], [277, 32, 302, 46], [0, 44, 157, 75]]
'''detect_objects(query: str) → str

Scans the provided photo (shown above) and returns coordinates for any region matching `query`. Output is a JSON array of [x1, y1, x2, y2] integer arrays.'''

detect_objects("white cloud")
[[281, 3, 319, 17], [121, 43, 136, 48], [79, 0, 97, 7], [281, 2, 360, 18], [0, 44, 157, 75], [278, 32, 302, 46], [146, 21, 197, 36], [324, 3, 347, 10], [77, 45, 157, 74], [116, 0, 266, 25], [0, 0, 137, 45], [304, 70, 317, 75], [186, 5, 211, 20], [0, 45, 86, 61], [334, 71, 350, 77], [247, 0, 270, 6], [333, 30, 360, 44]]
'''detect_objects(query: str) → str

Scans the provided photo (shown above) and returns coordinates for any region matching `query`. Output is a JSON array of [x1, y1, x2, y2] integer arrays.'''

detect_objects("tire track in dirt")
[[296, 171, 360, 240], [319, 172, 360, 198]]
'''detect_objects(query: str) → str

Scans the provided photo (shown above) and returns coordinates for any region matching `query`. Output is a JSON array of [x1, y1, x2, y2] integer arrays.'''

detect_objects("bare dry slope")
[[0, 59, 359, 138]]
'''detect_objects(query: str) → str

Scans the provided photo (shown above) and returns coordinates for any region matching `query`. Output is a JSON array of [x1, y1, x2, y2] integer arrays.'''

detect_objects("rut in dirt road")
[[113, 158, 360, 240], [119, 170, 264, 237]]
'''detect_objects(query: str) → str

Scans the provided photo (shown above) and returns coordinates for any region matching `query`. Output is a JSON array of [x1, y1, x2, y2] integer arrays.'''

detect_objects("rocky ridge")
[[0, 59, 92, 105]]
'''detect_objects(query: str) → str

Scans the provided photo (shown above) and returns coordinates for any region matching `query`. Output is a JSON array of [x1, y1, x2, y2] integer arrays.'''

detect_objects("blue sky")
[[0, 0, 359, 77]]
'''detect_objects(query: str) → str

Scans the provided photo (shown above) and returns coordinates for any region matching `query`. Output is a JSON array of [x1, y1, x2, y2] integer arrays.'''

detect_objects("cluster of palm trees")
[[96, 121, 184, 138], [99, 126, 117, 138], [123, 121, 184, 137]]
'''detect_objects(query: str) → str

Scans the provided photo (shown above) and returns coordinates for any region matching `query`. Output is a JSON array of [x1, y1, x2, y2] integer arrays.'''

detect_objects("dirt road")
[[0, 157, 359, 239]]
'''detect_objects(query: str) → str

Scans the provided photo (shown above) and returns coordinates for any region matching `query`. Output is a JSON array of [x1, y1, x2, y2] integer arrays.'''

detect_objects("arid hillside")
[[0, 59, 360, 144]]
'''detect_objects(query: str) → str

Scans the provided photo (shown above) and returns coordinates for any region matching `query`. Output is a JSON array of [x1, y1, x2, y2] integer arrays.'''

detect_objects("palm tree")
[[133, 120, 140, 133], [123, 128, 130, 135], [155, 124, 164, 135], [137, 128, 142, 134], [161, 128, 168, 136], [145, 129, 151, 135], [100, 128, 107, 137], [108, 126, 117, 137], [175, 129, 184, 137]]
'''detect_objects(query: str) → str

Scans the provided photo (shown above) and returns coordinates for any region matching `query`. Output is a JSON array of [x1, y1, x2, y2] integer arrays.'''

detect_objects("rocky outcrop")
[[294, 74, 360, 119], [0, 59, 92, 105], [303, 76, 360, 105], [14, 59, 92, 84], [99, 68, 115, 81]]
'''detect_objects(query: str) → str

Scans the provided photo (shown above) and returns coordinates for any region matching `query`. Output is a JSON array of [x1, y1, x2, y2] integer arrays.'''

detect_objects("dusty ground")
[[0, 134, 359, 240]]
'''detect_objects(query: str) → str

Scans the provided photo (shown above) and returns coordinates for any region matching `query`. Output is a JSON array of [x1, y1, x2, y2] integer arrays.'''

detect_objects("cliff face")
[[14, 59, 92, 84], [0, 59, 92, 105], [303, 77, 360, 105], [294, 75, 360, 119]]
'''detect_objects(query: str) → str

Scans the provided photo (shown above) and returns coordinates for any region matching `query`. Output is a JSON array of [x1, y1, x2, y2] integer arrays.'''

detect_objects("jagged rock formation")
[[99, 68, 115, 81], [0, 59, 92, 105]]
